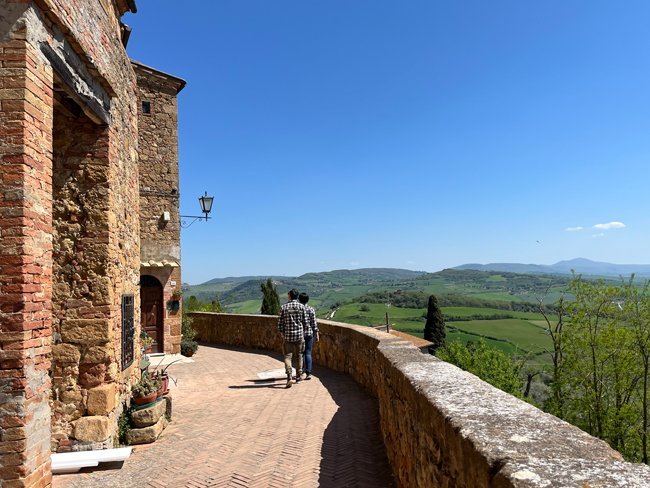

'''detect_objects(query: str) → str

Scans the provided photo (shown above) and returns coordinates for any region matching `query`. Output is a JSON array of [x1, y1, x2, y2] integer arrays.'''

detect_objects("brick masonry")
[[190, 313, 650, 487], [1, 0, 140, 484]]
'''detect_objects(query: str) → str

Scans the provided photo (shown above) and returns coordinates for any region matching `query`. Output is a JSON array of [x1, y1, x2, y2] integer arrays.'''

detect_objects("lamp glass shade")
[[199, 193, 214, 214]]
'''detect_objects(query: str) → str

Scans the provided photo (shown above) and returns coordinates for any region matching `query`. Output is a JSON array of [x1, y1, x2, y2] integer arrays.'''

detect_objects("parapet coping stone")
[[376, 331, 650, 487]]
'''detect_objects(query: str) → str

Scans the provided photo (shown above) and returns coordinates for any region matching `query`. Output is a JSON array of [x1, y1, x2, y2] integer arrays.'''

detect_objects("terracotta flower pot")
[[133, 392, 157, 406], [159, 374, 169, 395]]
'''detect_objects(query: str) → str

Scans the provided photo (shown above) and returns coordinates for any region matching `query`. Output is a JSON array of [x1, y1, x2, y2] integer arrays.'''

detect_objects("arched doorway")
[[141, 275, 164, 353]]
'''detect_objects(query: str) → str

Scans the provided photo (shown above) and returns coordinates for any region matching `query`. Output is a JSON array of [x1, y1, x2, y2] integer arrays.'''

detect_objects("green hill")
[[183, 267, 591, 362], [185, 267, 571, 312]]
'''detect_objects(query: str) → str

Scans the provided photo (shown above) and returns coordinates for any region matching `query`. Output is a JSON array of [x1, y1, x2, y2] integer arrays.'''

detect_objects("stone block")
[[131, 398, 166, 428], [104, 362, 119, 382], [126, 416, 167, 445], [86, 384, 116, 416], [73, 416, 110, 443], [61, 319, 111, 345], [52, 344, 80, 364], [164, 395, 173, 420], [78, 363, 106, 388], [82, 344, 112, 364]]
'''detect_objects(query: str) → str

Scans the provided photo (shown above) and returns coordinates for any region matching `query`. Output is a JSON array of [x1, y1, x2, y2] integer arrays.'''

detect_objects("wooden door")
[[140, 275, 164, 353]]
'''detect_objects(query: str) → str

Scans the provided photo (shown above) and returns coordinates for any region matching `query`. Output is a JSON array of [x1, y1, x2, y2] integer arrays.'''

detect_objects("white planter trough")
[[52, 447, 133, 474]]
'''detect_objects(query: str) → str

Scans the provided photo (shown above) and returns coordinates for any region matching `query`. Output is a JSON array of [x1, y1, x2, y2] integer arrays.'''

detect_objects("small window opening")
[[142, 101, 151, 114], [121, 294, 135, 370]]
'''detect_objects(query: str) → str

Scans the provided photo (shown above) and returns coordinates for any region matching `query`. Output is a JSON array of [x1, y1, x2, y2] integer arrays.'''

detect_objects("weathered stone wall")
[[190, 313, 650, 488], [134, 63, 182, 263], [50, 104, 124, 454], [1, 0, 140, 482], [134, 63, 184, 354]]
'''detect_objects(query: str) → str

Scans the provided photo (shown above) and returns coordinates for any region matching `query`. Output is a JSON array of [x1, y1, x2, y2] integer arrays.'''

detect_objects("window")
[[121, 294, 135, 370], [142, 100, 151, 114]]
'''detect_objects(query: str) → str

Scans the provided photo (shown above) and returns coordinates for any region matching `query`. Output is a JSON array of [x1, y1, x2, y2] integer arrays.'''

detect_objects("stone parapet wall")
[[190, 313, 650, 487]]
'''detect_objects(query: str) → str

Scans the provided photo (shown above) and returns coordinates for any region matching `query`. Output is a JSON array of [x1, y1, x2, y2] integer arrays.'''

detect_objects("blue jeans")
[[303, 335, 314, 374]]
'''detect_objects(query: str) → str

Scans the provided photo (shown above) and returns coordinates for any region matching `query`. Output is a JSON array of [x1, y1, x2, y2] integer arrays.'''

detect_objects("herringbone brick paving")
[[54, 345, 395, 487]]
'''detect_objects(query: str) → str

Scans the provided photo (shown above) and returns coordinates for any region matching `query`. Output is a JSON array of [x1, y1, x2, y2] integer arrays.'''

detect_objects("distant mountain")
[[455, 263, 551, 274], [297, 268, 425, 282], [185, 268, 428, 309], [455, 258, 650, 277], [201, 276, 289, 286]]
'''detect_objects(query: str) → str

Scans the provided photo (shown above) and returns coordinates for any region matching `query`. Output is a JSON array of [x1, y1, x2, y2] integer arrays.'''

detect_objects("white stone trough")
[[51, 447, 133, 474]]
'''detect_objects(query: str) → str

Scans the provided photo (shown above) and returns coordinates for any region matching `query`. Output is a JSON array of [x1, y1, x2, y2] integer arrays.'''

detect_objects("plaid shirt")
[[278, 300, 307, 342], [303, 305, 318, 337]]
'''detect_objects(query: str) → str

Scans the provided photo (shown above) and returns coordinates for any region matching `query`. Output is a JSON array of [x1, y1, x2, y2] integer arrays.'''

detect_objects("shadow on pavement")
[[199, 343, 395, 486], [228, 383, 287, 389], [316, 369, 396, 488]]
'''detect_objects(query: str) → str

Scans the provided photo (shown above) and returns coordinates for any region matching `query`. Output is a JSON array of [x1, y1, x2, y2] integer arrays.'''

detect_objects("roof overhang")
[[131, 60, 187, 94]]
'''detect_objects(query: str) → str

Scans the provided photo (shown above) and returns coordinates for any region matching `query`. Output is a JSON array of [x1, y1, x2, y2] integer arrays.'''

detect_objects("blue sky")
[[125, 1, 650, 284]]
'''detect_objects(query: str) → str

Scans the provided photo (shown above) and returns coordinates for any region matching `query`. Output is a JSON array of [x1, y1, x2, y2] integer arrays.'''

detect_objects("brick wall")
[[190, 313, 650, 487], [0, 4, 55, 485], [1, 0, 140, 482]]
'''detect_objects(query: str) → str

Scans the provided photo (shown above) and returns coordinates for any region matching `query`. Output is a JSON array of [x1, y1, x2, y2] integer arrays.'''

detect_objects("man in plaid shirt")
[[277, 288, 307, 388]]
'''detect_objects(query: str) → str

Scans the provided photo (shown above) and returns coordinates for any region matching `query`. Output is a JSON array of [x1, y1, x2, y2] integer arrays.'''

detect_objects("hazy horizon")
[[187, 257, 650, 285]]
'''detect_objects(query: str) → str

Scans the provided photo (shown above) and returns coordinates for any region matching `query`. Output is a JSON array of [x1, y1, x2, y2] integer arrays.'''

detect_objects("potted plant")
[[181, 339, 198, 357], [140, 331, 154, 354], [151, 358, 183, 396], [169, 288, 182, 312], [132, 372, 160, 406]]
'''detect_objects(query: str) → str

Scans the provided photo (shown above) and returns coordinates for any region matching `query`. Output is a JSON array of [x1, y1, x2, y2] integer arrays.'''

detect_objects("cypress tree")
[[260, 278, 281, 315], [424, 294, 446, 354], [209, 293, 224, 313]]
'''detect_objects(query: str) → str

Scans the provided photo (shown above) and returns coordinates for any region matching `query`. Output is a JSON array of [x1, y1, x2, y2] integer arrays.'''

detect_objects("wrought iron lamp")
[[180, 191, 214, 228]]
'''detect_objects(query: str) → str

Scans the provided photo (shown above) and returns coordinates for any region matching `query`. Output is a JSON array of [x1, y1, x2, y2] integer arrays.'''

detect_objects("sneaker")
[[305, 372, 312, 380], [295, 375, 302, 384], [286, 376, 292, 388]]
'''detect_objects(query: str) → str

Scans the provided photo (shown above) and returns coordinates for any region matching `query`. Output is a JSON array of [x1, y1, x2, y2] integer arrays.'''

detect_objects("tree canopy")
[[423, 295, 446, 353], [260, 278, 281, 315]]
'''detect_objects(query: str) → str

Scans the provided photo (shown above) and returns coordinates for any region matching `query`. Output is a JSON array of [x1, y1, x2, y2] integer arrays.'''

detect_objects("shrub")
[[181, 339, 198, 356], [181, 312, 196, 342]]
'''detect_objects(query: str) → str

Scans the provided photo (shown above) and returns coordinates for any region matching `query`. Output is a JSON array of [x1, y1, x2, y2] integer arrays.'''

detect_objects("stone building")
[[134, 61, 185, 355], [0, 1, 184, 484]]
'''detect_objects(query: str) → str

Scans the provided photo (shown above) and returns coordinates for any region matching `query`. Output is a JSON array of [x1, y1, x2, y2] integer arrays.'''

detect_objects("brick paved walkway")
[[54, 345, 395, 488]]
